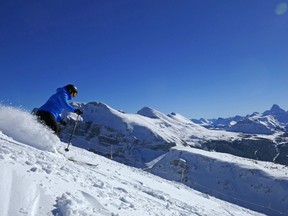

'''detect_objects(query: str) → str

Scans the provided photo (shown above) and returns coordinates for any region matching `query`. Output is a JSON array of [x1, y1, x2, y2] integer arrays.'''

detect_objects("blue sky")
[[1, 0, 288, 118]]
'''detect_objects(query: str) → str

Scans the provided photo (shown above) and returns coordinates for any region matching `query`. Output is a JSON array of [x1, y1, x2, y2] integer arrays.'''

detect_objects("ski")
[[67, 157, 99, 167], [57, 148, 98, 168]]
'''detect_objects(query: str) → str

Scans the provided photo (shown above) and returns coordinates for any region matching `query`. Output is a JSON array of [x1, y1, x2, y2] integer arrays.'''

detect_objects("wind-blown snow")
[[0, 105, 267, 215], [0, 105, 59, 152]]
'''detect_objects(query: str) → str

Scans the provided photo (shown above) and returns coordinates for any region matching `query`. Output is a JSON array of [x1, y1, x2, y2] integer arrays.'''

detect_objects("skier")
[[36, 84, 83, 135]]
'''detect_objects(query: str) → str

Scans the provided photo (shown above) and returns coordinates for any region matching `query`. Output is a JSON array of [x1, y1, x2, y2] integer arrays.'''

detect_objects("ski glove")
[[60, 119, 67, 126], [75, 109, 83, 115]]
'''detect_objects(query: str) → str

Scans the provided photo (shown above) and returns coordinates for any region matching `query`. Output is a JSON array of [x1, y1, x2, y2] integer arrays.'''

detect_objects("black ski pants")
[[36, 110, 60, 135]]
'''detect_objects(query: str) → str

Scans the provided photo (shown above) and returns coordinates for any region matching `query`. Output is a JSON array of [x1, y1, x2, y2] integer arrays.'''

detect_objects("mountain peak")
[[259, 104, 288, 124], [137, 107, 163, 119], [271, 104, 282, 111], [268, 104, 286, 114]]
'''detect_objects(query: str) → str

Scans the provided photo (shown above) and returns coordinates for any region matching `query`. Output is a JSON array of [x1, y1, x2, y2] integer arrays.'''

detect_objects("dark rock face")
[[202, 138, 288, 166]]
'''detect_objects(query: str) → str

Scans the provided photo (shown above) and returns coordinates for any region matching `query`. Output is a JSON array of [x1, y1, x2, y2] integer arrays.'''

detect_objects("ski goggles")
[[72, 92, 77, 97]]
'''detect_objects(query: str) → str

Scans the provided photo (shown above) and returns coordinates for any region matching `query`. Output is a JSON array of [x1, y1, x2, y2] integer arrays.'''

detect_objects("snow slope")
[[0, 105, 266, 215], [147, 147, 288, 215]]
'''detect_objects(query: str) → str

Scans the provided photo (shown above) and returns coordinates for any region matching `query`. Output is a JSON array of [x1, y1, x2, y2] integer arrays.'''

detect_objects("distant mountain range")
[[60, 102, 288, 169], [192, 104, 288, 135]]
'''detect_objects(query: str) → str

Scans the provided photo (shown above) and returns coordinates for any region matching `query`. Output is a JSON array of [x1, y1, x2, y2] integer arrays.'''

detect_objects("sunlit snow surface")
[[0, 105, 285, 215]]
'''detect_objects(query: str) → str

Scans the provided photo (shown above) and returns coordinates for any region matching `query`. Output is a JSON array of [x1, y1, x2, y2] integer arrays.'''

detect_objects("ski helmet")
[[66, 84, 78, 97]]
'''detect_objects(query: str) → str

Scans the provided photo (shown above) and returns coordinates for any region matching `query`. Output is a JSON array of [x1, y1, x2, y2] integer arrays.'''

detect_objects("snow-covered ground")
[[147, 146, 288, 215], [0, 105, 270, 215]]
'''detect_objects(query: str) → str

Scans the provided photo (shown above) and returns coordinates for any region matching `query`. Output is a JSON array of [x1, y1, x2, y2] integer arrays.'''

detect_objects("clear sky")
[[1, 0, 288, 119]]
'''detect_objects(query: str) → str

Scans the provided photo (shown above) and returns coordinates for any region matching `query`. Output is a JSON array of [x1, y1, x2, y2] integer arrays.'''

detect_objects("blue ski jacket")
[[39, 86, 76, 122]]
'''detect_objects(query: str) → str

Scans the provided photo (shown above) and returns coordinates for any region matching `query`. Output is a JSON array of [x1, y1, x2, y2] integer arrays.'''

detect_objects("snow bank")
[[0, 105, 60, 152]]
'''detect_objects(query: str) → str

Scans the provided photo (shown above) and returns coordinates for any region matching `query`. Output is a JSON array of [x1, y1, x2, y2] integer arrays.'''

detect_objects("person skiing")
[[36, 84, 83, 135]]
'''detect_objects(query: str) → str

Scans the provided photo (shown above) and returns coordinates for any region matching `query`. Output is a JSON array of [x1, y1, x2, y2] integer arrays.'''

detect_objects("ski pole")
[[65, 114, 80, 152]]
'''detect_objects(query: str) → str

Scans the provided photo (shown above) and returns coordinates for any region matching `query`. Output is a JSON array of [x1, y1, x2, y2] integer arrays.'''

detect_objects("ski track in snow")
[[0, 135, 264, 216]]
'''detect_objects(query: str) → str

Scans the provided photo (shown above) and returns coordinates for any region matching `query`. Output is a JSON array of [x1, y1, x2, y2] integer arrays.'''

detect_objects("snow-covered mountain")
[[58, 102, 288, 168], [1, 104, 288, 215], [54, 101, 288, 214], [263, 104, 288, 123], [59, 102, 239, 166], [192, 104, 288, 135], [0, 103, 288, 216], [2, 105, 284, 215], [147, 147, 288, 215]]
